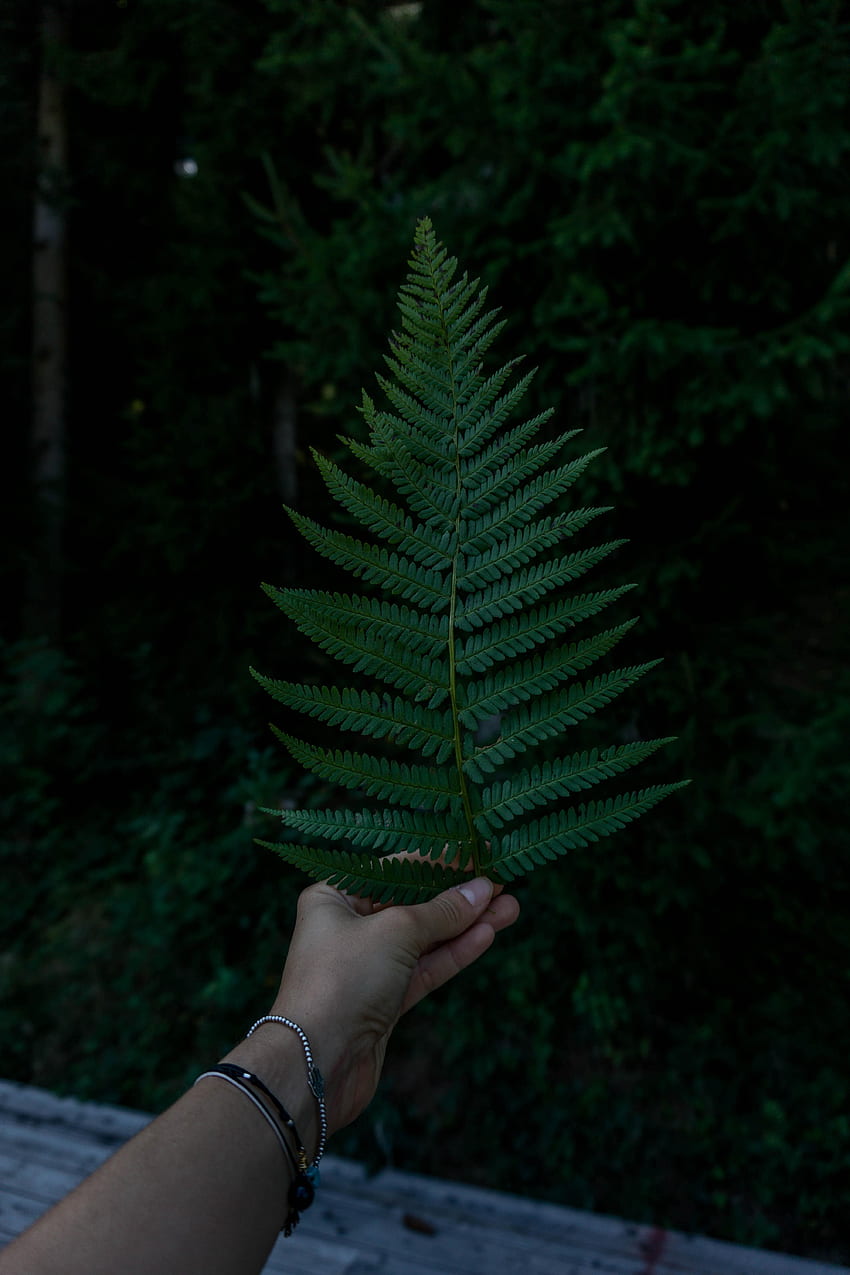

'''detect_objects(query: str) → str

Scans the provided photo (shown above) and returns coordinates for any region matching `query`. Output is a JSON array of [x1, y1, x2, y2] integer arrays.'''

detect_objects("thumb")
[[408, 877, 496, 950]]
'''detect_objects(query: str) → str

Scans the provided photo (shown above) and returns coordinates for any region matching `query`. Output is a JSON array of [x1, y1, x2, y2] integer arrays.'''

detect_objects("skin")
[[0, 876, 519, 1275]]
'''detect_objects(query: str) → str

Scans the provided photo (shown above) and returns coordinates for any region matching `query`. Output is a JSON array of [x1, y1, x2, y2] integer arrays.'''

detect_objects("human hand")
[[265, 876, 519, 1137]]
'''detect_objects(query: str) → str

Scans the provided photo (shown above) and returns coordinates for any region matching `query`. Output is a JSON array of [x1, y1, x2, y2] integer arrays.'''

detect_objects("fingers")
[[400, 890, 520, 1014], [405, 876, 497, 946]]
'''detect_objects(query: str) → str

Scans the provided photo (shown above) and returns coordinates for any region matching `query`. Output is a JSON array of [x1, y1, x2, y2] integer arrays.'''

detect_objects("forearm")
[[0, 1032, 319, 1275], [0, 877, 518, 1275]]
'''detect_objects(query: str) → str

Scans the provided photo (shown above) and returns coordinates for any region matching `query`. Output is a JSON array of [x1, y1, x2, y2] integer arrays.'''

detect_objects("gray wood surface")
[[0, 1079, 846, 1274]]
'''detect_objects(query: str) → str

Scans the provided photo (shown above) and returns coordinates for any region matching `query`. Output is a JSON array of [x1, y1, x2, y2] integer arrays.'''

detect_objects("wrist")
[[221, 1028, 322, 1165]]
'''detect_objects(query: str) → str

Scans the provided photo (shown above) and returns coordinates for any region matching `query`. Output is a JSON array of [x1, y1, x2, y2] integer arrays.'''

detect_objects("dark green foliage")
[[3, 0, 850, 1262], [255, 221, 687, 900], [0, 638, 309, 1110]]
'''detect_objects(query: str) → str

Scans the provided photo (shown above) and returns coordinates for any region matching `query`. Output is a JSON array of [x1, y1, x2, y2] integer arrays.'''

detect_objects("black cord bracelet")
[[213, 1063, 309, 1163], [197, 1063, 316, 1236]]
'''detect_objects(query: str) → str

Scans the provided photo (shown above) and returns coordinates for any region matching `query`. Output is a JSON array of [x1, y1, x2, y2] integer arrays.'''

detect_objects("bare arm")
[[0, 876, 518, 1275]]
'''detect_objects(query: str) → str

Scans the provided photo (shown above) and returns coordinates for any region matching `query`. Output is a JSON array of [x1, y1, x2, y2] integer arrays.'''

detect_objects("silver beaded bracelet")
[[247, 1015, 327, 1166]]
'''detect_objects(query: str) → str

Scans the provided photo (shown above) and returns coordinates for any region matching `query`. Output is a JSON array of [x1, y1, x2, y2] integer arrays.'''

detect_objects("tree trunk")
[[273, 369, 298, 508], [26, 0, 68, 640]]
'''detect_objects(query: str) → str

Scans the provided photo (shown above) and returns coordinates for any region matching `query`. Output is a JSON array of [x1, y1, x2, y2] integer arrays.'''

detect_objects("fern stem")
[[422, 232, 485, 876], [448, 553, 483, 874]]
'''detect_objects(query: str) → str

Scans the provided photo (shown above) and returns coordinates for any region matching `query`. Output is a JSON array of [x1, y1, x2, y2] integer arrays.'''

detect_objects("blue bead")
[[290, 1175, 315, 1211]]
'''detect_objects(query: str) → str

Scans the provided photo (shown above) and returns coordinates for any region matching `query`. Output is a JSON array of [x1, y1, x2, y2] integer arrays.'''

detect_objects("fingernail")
[[458, 877, 493, 907]]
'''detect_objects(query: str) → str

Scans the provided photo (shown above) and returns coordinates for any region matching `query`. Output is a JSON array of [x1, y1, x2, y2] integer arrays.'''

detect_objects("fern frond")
[[456, 359, 527, 433], [284, 509, 449, 611], [458, 366, 538, 454], [457, 541, 627, 628], [262, 587, 448, 702], [459, 620, 641, 725], [373, 411, 449, 466], [375, 430, 458, 527], [462, 436, 568, 518], [254, 217, 688, 899], [490, 784, 692, 881], [372, 378, 448, 440], [262, 587, 448, 654], [311, 452, 454, 569], [272, 729, 462, 812], [456, 585, 637, 674], [458, 509, 613, 592], [460, 414, 554, 491], [461, 449, 607, 555], [251, 677, 454, 761], [477, 739, 676, 832], [256, 840, 472, 903], [276, 806, 466, 860], [468, 662, 662, 775], [435, 270, 482, 323]]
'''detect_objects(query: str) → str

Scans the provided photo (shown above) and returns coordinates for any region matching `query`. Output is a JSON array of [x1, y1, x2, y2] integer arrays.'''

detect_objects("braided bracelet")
[[246, 1015, 327, 1166], [194, 1066, 315, 1236]]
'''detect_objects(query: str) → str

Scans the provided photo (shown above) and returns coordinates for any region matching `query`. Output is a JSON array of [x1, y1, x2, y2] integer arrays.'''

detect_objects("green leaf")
[[456, 585, 637, 674], [459, 621, 641, 725], [253, 217, 688, 899], [252, 677, 454, 761], [271, 729, 463, 813], [490, 784, 692, 880], [311, 451, 455, 568], [461, 448, 607, 555], [276, 807, 467, 860], [284, 508, 449, 611], [457, 540, 627, 628], [478, 739, 676, 832], [468, 662, 662, 775], [256, 840, 472, 903], [457, 508, 612, 592], [261, 587, 449, 702]]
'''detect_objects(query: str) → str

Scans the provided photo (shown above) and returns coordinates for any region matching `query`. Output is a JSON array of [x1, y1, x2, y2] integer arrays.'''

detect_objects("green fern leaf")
[[273, 807, 466, 859], [468, 662, 663, 775], [459, 621, 641, 725], [251, 677, 454, 761], [262, 587, 449, 702], [477, 739, 676, 833], [311, 452, 450, 568], [255, 840, 472, 903], [457, 509, 613, 592], [254, 218, 689, 900], [456, 585, 637, 674], [461, 450, 607, 555], [458, 367, 540, 454], [271, 729, 462, 812], [457, 540, 628, 628], [490, 784, 692, 881], [284, 510, 449, 611]]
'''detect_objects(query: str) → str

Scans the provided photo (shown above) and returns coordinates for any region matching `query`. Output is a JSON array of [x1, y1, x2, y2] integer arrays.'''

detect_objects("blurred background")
[[2, 0, 849, 1263]]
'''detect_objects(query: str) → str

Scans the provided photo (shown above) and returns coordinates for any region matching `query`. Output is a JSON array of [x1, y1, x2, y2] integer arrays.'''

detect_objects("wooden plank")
[[0, 1148, 84, 1205], [0, 1126, 114, 1182], [0, 1080, 149, 1144], [286, 1163, 850, 1275], [0, 1080, 846, 1275]]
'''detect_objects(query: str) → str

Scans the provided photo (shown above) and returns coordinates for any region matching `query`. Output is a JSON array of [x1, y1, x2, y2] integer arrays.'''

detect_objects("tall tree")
[[27, 0, 68, 639]]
